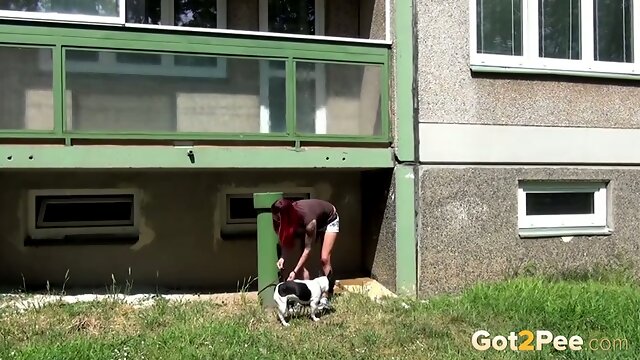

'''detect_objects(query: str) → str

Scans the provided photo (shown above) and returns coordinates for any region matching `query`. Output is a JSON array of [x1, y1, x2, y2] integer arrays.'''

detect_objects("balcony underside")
[[0, 145, 395, 169]]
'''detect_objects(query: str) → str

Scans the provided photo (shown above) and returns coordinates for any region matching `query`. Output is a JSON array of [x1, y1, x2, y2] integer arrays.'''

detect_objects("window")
[[0, 46, 54, 131], [37, 0, 228, 78], [259, 0, 327, 133], [220, 188, 313, 238], [39, 48, 227, 79], [0, 0, 229, 27], [125, 0, 226, 29], [470, 0, 639, 76], [517, 181, 611, 237], [27, 189, 140, 240], [226, 192, 311, 225], [0, 0, 125, 24]]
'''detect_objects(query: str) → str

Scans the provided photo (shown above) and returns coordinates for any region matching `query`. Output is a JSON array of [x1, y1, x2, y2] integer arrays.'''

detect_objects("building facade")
[[0, 0, 408, 294], [415, 0, 640, 296], [5, 0, 629, 299]]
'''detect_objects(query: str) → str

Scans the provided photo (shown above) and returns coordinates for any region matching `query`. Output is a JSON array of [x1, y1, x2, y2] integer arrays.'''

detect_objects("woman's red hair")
[[271, 199, 301, 249]]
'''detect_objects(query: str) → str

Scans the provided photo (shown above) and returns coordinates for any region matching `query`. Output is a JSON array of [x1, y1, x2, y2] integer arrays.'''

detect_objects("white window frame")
[[219, 187, 315, 236], [37, 0, 227, 78], [470, 0, 640, 77], [27, 188, 141, 240], [0, 0, 126, 24], [258, 0, 327, 134], [517, 181, 611, 238]]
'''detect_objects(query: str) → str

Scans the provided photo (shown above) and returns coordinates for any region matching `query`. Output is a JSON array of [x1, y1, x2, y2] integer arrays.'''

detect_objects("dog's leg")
[[277, 303, 290, 327], [309, 300, 320, 322], [275, 297, 290, 327]]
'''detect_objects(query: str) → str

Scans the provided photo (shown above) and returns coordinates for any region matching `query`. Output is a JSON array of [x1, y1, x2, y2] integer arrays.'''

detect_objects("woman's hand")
[[287, 271, 296, 281], [276, 258, 285, 270]]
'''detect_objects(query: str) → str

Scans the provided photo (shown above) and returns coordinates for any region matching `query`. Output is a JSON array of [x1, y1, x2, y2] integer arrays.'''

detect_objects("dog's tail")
[[257, 282, 279, 295], [256, 270, 285, 295]]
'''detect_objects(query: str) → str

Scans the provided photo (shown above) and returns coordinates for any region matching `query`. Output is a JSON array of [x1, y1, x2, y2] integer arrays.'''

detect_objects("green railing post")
[[253, 192, 283, 307]]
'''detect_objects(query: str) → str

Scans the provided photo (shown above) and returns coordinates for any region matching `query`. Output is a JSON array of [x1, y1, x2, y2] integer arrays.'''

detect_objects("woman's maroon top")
[[272, 199, 337, 238], [293, 199, 337, 230]]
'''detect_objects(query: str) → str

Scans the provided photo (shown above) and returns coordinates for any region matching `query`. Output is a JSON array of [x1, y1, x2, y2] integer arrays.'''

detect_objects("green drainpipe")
[[253, 192, 283, 307]]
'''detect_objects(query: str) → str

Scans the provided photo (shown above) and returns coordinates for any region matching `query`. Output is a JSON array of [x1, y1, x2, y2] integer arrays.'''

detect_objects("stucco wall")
[[417, 166, 640, 297], [0, 170, 367, 292], [415, 0, 640, 128]]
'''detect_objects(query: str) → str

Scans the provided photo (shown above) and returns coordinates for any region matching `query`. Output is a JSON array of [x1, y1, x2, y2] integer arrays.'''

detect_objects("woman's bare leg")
[[320, 232, 338, 276]]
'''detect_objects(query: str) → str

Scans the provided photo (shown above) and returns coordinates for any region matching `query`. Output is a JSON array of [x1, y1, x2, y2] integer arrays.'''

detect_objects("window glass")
[[538, 0, 582, 59], [476, 0, 523, 55], [525, 192, 595, 216], [0, 0, 120, 17], [0, 46, 54, 131], [594, 0, 633, 63], [268, 0, 316, 35], [125, 0, 218, 27]]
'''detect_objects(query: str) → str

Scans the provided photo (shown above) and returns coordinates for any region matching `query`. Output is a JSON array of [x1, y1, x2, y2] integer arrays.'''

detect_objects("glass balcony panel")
[[296, 61, 382, 136], [64, 49, 285, 134], [0, 0, 120, 18], [0, 46, 54, 131]]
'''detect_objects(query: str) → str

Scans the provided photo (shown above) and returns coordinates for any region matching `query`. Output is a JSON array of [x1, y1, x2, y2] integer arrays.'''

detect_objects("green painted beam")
[[254, 192, 283, 307], [395, 165, 417, 296], [395, 0, 415, 162], [0, 146, 395, 169]]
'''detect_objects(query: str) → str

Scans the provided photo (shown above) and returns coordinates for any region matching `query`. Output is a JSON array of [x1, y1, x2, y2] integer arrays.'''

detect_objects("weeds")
[[0, 271, 638, 359]]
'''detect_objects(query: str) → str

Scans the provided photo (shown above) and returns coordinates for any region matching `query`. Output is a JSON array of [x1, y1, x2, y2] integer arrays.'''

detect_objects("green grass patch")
[[0, 275, 638, 359]]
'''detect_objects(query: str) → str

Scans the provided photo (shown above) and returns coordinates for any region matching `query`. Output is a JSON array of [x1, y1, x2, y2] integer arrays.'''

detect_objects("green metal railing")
[[0, 23, 391, 145]]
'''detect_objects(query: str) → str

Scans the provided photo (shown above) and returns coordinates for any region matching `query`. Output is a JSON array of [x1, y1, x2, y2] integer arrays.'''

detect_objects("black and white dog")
[[273, 271, 335, 326]]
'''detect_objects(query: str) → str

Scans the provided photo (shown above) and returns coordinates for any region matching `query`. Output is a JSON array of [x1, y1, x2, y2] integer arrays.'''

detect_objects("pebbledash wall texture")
[[414, 0, 640, 297]]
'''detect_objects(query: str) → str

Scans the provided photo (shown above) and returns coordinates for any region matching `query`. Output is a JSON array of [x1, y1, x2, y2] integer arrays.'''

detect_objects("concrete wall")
[[414, 0, 640, 297], [0, 170, 366, 292], [361, 169, 396, 292], [418, 167, 640, 297]]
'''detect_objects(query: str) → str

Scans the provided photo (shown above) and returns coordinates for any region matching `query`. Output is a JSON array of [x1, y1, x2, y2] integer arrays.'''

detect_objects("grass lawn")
[[0, 274, 638, 359]]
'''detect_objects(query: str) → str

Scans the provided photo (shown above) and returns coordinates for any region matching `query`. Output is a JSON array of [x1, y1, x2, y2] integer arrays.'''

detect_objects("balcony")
[[0, 21, 390, 146]]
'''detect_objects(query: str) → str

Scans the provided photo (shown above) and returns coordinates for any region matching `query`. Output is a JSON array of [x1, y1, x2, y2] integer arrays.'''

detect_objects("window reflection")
[[125, 0, 218, 27], [268, 0, 316, 35]]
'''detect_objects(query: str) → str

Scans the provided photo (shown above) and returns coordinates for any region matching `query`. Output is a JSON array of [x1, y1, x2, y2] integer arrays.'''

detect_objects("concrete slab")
[[334, 277, 397, 302]]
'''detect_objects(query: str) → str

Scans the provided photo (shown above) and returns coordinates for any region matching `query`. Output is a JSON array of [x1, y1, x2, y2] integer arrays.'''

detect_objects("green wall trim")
[[0, 23, 390, 57], [395, 165, 417, 296], [0, 146, 395, 169], [394, 0, 416, 162]]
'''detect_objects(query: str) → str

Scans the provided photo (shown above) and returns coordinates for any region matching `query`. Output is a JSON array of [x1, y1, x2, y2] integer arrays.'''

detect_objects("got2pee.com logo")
[[472, 330, 628, 352]]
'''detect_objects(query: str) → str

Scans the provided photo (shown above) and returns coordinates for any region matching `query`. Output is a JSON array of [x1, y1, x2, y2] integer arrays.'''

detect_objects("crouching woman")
[[271, 198, 339, 306]]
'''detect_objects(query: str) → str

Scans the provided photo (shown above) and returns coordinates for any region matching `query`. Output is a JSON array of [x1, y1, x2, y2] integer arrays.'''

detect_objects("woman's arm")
[[289, 220, 317, 279]]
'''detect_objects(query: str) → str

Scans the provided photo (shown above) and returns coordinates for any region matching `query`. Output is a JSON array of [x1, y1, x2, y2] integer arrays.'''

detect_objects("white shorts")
[[320, 214, 340, 233]]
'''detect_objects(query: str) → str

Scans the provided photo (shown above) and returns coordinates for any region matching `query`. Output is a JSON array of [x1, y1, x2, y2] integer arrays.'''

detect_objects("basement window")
[[517, 181, 611, 238], [27, 189, 139, 242], [226, 192, 311, 225], [221, 189, 313, 239]]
